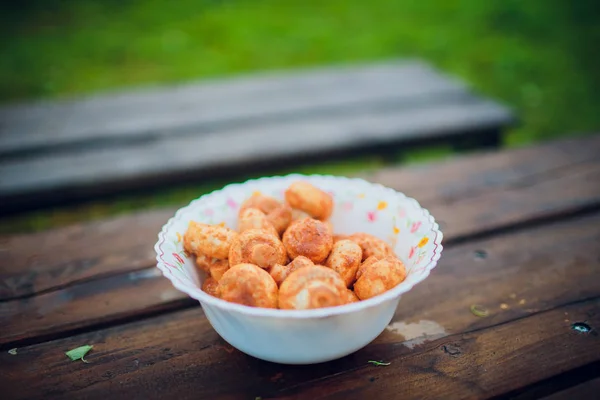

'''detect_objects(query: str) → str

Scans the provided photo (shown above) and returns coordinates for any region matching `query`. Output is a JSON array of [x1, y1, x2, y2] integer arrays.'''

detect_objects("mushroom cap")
[[239, 193, 292, 236], [229, 229, 287, 269], [356, 255, 380, 280], [279, 265, 346, 310], [349, 232, 395, 261], [282, 218, 333, 264], [285, 181, 333, 220], [184, 221, 238, 259], [269, 256, 314, 286], [341, 289, 360, 304], [201, 277, 221, 298], [218, 263, 279, 308], [325, 239, 363, 287], [238, 207, 279, 237], [354, 256, 407, 300]]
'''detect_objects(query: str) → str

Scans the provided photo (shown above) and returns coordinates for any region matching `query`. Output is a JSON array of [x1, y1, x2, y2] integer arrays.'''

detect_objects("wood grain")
[[0, 59, 514, 210], [276, 300, 600, 400], [0, 60, 488, 156], [2, 135, 598, 300], [4, 206, 600, 348], [0, 269, 195, 345], [2, 294, 599, 400], [428, 158, 600, 240], [1, 212, 599, 399], [365, 133, 600, 208], [0, 95, 511, 208], [1, 136, 600, 347], [0, 209, 174, 300]]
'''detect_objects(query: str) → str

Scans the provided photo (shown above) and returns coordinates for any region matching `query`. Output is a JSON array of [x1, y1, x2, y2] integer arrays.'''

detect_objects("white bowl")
[[155, 174, 443, 364]]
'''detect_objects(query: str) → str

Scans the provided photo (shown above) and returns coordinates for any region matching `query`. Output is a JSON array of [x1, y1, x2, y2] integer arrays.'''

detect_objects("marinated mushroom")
[[356, 255, 380, 280], [238, 207, 278, 236], [229, 228, 287, 269], [218, 263, 279, 308], [209, 260, 230, 282], [239, 193, 282, 215], [270, 256, 314, 286], [266, 204, 293, 236], [184, 221, 238, 259], [341, 289, 360, 304], [195, 253, 224, 272], [279, 265, 347, 310], [285, 181, 333, 220], [239, 193, 292, 236], [325, 239, 362, 287], [349, 232, 395, 261], [353, 256, 407, 300], [202, 277, 221, 298], [282, 218, 333, 264], [186, 180, 414, 310]]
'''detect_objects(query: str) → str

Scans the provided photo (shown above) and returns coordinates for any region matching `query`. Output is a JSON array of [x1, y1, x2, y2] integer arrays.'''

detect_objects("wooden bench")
[[1, 134, 599, 399], [0, 60, 515, 214]]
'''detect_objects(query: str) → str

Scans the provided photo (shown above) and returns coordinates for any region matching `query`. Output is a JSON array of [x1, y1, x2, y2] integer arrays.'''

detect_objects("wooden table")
[[1, 134, 600, 400], [0, 60, 514, 214]]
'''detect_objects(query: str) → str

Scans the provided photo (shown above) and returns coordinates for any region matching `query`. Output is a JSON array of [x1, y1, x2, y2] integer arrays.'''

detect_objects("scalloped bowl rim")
[[155, 174, 443, 319]]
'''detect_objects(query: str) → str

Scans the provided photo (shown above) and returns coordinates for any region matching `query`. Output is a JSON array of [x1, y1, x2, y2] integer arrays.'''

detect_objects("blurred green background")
[[1, 0, 599, 232]]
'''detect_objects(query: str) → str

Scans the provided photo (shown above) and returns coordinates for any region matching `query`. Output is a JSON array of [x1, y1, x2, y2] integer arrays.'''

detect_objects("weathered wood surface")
[[1, 134, 599, 347], [0, 96, 508, 192], [2, 136, 600, 399], [0, 209, 174, 300], [2, 135, 598, 300], [3, 195, 599, 348], [1, 212, 599, 399], [3, 300, 595, 400], [0, 60, 514, 212], [0, 60, 505, 156], [0, 97, 510, 212]]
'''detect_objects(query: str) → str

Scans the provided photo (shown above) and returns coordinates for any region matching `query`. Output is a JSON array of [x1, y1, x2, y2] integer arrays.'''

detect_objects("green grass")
[[1, 0, 599, 232]]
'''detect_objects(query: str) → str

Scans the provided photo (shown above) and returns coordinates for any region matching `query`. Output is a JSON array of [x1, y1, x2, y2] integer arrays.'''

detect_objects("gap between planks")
[[492, 364, 600, 400]]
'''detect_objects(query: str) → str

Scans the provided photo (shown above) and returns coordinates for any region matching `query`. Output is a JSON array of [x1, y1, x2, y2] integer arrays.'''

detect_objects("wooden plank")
[[426, 157, 600, 240], [1, 135, 598, 300], [0, 208, 175, 300], [1, 136, 600, 347], [1, 211, 599, 399], [4, 300, 595, 400], [0, 60, 488, 157], [274, 300, 600, 400], [364, 133, 600, 206], [0, 268, 194, 346], [1, 186, 599, 356], [0, 94, 512, 210]]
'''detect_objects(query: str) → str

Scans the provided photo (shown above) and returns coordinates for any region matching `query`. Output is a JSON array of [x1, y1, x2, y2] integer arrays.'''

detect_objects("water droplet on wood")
[[572, 322, 592, 333], [474, 249, 487, 259]]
